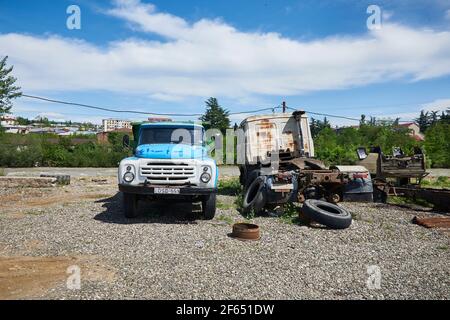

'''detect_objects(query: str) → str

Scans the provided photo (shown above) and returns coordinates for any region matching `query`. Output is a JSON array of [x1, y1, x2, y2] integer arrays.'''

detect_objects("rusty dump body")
[[356, 147, 450, 212], [239, 111, 373, 207], [357, 146, 427, 184]]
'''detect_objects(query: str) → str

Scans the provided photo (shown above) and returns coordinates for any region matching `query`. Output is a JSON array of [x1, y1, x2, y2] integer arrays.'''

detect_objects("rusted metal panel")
[[413, 216, 450, 228]]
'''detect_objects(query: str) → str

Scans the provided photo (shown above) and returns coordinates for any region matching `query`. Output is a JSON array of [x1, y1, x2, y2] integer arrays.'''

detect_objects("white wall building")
[[0, 115, 17, 126], [102, 119, 132, 132]]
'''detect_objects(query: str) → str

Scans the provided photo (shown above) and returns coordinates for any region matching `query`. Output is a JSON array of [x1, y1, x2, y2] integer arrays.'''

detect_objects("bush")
[[424, 123, 450, 168], [314, 124, 421, 166], [0, 133, 130, 168]]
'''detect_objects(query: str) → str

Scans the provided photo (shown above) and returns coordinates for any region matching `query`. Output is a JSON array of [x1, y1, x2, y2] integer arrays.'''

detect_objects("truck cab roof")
[[139, 122, 204, 129]]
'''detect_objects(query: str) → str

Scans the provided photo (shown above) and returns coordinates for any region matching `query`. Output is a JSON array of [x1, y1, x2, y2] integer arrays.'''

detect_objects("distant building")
[[147, 117, 172, 123], [0, 115, 17, 126], [397, 122, 425, 141], [3, 125, 29, 134], [102, 119, 132, 132]]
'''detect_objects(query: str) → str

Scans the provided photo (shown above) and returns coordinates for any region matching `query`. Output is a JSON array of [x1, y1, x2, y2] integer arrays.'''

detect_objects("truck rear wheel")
[[244, 169, 260, 190], [202, 194, 216, 220], [243, 176, 267, 214], [123, 193, 139, 218]]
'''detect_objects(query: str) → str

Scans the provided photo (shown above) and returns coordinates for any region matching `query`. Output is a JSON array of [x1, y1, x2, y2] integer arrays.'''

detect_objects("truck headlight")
[[123, 172, 135, 183], [200, 172, 211, 183]]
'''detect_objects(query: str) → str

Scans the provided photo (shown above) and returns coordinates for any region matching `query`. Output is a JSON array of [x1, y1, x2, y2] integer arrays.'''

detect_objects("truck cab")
[[239, 111, 373, 214], [118, 122, 218, 219]]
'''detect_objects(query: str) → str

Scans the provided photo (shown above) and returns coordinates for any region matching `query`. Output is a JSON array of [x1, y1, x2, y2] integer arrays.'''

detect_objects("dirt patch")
[[0, 255, 116, 299], [0, 178, 116, 217]]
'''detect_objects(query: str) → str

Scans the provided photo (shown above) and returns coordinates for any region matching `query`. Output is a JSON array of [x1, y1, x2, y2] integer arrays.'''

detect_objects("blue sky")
[[1, 0, 450, 126]]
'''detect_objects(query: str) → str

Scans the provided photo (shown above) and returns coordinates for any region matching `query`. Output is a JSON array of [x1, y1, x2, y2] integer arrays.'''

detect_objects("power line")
[[22, 94, 281, 117], [22, 93, 416, 122], [287, 107, 414, 123], [22, 94, 203, 117]]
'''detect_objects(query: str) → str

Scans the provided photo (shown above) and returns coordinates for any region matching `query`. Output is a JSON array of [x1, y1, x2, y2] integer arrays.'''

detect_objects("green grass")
[[279, 203, 300, 225], [421, 176, 450, 189], [0, 168, 4, 176], [388, 195, 434, 208], [216, 200, 235, 210], [216, 214, 234, 225], [24, 210, 43, 215], [436, 245, 448, 251], [218, 177, 242, 196]]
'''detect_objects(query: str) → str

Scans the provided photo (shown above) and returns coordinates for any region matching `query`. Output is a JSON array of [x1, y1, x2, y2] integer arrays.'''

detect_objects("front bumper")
[[118, 184, 218, 196]]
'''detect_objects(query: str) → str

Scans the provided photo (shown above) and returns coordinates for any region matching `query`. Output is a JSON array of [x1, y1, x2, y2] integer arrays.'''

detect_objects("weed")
[[421, 176, 450, 189], [216, 200, 235, 210], [218, 177, 242, 196], [0, 168, 4, 176], [216, 214, 234, 225], [279, 203, 299, 225], [388, 196, 433, 208]]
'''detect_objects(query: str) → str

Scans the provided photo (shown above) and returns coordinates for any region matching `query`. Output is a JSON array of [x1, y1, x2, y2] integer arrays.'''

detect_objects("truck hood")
[[135, 144, 207, 159]]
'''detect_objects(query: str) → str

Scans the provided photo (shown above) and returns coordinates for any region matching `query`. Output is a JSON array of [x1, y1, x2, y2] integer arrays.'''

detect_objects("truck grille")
[[140, 162, 195, 184]]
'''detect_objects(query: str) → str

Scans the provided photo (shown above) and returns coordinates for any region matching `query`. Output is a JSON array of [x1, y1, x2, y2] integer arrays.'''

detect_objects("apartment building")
[[102, 119, 132, 132]]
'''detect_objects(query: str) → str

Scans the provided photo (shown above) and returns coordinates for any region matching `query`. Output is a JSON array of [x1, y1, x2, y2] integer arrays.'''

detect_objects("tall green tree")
[[440, 109, 450, 124], [416, 110, 429, 132], [359, 114, 366, 126], [0, 56, 22, 115], [424, 122, 450, 168], [200, 97, 230, 133]]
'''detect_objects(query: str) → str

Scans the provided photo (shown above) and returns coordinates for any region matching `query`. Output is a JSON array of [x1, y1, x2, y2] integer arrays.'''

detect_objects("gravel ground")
[[0, 177, 449, 300]]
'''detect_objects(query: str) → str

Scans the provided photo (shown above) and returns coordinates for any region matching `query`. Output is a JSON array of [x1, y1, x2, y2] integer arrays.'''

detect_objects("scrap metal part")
[[229, 223, 260, 241], [413, 216, 450, 228]]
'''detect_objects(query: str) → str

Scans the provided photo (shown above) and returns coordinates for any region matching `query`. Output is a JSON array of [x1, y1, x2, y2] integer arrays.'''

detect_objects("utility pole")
[[282, 101, 286, 113]]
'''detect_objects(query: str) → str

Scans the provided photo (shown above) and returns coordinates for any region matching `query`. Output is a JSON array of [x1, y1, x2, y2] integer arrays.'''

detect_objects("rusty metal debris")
[[413, 216, 450, 229], [229, 223, 260, 241]]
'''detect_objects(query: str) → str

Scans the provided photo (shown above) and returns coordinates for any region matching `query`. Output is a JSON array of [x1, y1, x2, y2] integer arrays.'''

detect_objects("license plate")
[[154, 187, 180, 195]]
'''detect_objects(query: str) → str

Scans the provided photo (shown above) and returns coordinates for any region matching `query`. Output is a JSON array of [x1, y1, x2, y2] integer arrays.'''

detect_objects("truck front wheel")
[[123, 193, 139, 218], [202, 194, 217, 220]]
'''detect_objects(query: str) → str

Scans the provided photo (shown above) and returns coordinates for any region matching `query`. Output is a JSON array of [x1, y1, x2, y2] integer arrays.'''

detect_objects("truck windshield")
[[139, 127, 204, 146]]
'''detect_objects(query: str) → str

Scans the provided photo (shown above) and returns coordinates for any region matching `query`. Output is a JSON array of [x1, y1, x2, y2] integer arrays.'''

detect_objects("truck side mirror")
[[357, 147, 368, 160], [123, 135, 130, 148]]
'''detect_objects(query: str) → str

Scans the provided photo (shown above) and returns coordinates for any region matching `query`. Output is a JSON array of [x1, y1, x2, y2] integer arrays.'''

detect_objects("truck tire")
[[245, 169, 260, 190], [123, 193, 139, 218], [243, 176, 267, 214], [202, 194, 216, 220], [302, 199, 352, 229]]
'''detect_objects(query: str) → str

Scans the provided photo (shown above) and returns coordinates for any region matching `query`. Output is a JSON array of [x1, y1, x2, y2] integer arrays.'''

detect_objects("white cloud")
[[382, 10, 394, 22], [373, 98, 450, 122], [1, 0, 450, 103]]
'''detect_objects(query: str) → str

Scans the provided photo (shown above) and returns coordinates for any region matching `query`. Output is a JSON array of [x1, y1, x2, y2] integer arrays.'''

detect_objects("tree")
[[200, 97, 230, 133], [424, 122, 450, 168], [416, 110, 428, 132], [16, 116, 31, 125], [0, 56, 22, 115], [310, 117, 331, 138], [360, 114, 366, 126], [440, 109, 450, 125], [430, 111, 439, 126]]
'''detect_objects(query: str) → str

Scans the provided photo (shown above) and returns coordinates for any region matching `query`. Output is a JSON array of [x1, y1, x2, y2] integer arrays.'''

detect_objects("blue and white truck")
[[118, 122, 218, 219]]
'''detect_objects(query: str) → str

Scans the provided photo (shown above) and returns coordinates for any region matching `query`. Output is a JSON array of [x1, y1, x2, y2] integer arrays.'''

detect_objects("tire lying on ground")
[[242, 176, 267, 214], [302, 199, 352, 229]]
